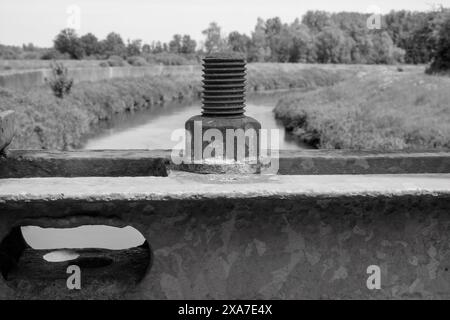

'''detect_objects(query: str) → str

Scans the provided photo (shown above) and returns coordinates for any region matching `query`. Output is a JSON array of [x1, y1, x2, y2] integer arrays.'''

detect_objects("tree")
[[101, 32, 126, 57], [169, 34, 182, 53], [331, 12, 367, 36], [302, 11, 333, 33], [202, 22, 225, 54], [289, 21, 316, 62], [142, 44, 151, 54], [315, 27, 353, 63], [80, 33, 100, 56], [264, 17, 289, 62], [127, 39, 142, 56], [428, 9, 450, 72], [248, 18, 271, 62], [181, 35, 197, 54], [228, 31, 251, 55], [369, 31, 399, 64], [22, 43, 36, 51], [350, 34, 374, 64], [150, 41, 164, 54], [384, 11, 431, 64], [53, 28, 84, 59]]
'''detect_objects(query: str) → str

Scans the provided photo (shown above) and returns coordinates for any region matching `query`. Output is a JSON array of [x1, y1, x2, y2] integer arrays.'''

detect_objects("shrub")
[[0, 48, 20, 59], [144, 53, 193, 65], [127, 56, 147, 66], [427, 10, 450, 74], [22, 52, 41, 60], [106, 55, 127, 66], [46, 62, 74, 98], [41, 49, 71, 60]]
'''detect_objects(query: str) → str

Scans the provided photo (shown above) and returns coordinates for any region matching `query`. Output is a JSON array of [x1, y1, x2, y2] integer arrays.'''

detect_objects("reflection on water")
[[83, 93, 309, 150]]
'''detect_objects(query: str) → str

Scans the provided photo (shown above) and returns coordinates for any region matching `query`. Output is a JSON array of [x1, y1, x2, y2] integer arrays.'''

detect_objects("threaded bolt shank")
[[202, 53, 246, 117]]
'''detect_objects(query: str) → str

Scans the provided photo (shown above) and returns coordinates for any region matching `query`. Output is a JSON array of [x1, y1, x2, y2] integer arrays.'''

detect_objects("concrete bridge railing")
[[0, 146, 449, 299], [1, 108, 450, 299]]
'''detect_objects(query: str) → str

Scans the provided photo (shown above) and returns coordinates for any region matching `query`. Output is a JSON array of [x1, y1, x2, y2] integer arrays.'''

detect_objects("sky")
[[0, 0, 448, 47]]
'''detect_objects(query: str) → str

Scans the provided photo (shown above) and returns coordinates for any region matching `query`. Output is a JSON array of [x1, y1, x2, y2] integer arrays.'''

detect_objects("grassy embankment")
[[274, 65, 450, 151], [0, 63, 354, 150]]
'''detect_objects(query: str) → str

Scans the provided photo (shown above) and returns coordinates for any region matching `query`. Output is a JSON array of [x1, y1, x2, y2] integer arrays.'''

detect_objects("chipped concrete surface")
[[0, 173, 449, 202], [0, 150, 169, 178], [2, 150, 450, 177], [0, 173, 449, 299]]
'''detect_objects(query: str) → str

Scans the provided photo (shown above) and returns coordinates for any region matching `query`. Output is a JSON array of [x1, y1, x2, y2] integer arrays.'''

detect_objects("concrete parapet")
[[0, 173, 449, 299], [0, 150, 169, 178], [0, 149, 449, 299]]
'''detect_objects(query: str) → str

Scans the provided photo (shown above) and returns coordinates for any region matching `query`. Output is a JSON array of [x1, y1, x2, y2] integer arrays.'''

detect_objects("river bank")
[[274, 65, 450, 151], [0, 64, 355, 150]]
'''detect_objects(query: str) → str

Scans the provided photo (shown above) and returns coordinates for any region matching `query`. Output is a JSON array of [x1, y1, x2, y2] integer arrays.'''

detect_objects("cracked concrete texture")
[[0, 150, 169, 178], [147, 198, 449, 299], [0, 173, 449, 299], [0, 173, 449, 202], [2, 150, 450, 177]]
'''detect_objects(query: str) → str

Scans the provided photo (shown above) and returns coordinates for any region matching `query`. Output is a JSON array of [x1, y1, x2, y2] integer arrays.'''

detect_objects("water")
[[83, 94, 307, 150]]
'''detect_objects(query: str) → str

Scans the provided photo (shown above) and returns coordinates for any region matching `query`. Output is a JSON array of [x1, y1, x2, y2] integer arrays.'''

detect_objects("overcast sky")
[[0, 0, 447, 47]]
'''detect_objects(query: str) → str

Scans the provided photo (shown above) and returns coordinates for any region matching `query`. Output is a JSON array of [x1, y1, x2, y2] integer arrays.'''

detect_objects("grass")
[[274, 65, 450, 151], [0, 64, 350, 150], [247, 63, 356, 91], [0, 74, 202, 150]]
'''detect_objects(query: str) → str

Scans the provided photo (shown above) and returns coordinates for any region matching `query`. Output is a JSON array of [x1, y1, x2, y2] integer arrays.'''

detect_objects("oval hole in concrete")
[[22, 225, 146, 250], [0, 226, 151, 299]]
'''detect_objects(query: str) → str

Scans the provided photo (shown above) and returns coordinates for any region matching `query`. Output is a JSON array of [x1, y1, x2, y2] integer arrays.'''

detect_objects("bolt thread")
[[202, 55, 246, 117]]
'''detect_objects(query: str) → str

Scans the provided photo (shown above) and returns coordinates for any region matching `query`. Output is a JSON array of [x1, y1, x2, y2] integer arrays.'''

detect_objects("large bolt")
[[185, 53, 261, 163]]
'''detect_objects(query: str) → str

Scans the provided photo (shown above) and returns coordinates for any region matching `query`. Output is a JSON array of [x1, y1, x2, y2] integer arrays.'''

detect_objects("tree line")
[[222, 9, 449, 70], [0, 9, 449, 72]]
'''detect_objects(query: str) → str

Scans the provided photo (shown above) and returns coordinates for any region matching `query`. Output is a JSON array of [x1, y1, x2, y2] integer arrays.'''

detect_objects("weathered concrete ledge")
[[1, 149, 450, 177], [0, 174, 449, 299], [277, 149, 450, 175], [0, 111, 15, 155], [0, 150, 169, 178], [0, 173, 449, 202]]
